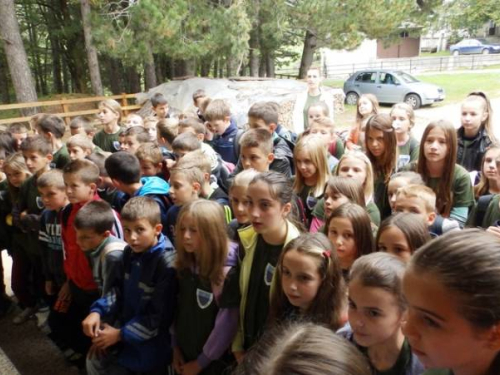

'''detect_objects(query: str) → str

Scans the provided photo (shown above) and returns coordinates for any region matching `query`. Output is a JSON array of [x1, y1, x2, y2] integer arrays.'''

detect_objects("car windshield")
[[395, 71, 419, 83], [476, 39, 488, 45]]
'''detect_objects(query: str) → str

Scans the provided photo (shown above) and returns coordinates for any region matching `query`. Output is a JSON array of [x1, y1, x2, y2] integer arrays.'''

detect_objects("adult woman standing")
[[292, 67, 334, 134]]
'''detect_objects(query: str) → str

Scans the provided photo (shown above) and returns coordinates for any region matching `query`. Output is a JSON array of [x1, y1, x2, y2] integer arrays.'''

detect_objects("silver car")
[[343, 70, 445, 109]]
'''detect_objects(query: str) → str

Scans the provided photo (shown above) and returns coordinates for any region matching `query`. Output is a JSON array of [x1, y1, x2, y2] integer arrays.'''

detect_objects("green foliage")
[[447, 0, 500, 35]]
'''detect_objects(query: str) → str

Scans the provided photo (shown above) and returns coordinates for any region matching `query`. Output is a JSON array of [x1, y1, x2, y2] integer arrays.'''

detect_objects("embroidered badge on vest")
[[113, 141, 121, 151], [196, 288, 214, 309], [36, 196, 45, 210], [264, 263, 275, 286]]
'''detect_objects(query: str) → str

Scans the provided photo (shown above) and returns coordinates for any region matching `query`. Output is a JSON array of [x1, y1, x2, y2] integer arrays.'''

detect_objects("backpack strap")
[[475, 194, 495, 228], [100, 240, 126, 264]]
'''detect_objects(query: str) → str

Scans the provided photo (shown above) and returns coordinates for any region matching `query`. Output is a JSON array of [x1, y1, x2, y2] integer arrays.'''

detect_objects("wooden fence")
[[0, 93, 141, 126]]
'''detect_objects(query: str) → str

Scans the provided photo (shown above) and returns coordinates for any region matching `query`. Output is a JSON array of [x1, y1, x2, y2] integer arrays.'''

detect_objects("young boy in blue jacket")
[[83, 196, 177, 374]]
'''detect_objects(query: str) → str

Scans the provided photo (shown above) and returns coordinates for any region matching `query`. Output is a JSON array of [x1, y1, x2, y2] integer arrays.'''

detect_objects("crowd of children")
[[0, 76, 499, 375]]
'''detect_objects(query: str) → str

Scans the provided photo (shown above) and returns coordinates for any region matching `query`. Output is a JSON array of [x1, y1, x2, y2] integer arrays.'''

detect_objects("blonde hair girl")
[[293, 135, 330, 226], [94, 99, 123, 153], [391, 102, 419, 168], [335, 151, 381, 226], [457, 91, 497, 173], [173, 200, 239, 374], [270, 232, 345, 329]]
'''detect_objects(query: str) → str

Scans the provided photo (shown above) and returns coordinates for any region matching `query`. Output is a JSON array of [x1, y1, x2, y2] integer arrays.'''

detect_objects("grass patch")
[[414, 72, 500, 103], [420, 51, 451, 57]]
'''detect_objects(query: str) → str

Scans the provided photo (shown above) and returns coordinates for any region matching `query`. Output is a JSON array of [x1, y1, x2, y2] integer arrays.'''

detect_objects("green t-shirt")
[[428, 164, 475, 211], [466, 194, 500, 228], [93, 128, 124, 153], [302, 94, 321, 130], [360, 339, 416, 375], [398, 136, 419, 169], [367, 201, 381, 226], [52, 144, 71, 170]]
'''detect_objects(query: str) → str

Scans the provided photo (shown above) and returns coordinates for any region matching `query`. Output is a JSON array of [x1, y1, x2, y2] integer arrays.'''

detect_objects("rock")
[[135, 77, 344, 130]]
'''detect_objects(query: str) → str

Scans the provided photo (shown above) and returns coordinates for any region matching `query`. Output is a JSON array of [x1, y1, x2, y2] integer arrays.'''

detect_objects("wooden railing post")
[[61, 97, 70, 125], [121, 93, 129, 116]]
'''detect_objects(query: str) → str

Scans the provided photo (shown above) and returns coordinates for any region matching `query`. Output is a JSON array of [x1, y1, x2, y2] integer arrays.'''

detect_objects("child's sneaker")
[[12, 306, 37, 325], [35, 305, 50, 328]]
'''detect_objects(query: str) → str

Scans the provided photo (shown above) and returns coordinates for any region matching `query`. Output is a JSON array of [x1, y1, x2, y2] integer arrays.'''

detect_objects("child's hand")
[[58, 281, 71, 301], [166, 159, 176, 169], [181, 360, 201, 375], [92, 323, 121, 349], [487, 226, 500, 239], [172, 346, 185, 374], [45, 281, 55, 296], [87, 344, 106, 360], [82, 312, 101, 338], [234, 350, 246, 364]]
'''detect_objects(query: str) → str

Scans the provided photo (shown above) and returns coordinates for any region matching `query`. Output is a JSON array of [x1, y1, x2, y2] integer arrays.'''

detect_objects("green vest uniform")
[[52, 144, 71, 170], [92, 128, 123, 153]]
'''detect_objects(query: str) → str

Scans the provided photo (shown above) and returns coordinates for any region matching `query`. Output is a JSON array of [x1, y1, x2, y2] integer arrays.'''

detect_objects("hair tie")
[[323, 250, 331, 259]]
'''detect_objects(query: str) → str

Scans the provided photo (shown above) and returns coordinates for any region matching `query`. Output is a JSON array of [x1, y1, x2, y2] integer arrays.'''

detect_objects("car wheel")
[[405, 94, 421, 109], [453, 50, 459, 56], [345, 92, 359, 106], [482, 49, 490, 55]]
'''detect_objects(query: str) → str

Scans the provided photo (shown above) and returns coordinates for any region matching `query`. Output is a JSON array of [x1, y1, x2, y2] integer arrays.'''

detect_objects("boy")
[[67, 134, 95, 161], [205, 99, 240, 165], [171, 132, 202, 160], [8, 122, 29, 151], [83, 197, 177, 375], [123, 113, 144, 128], [60, 159, 118, 358], [37, 170, 68, 333], [36, 114, 71, 169], [135, 142, 164, 177], [239, 129, 275, 172], [394, 184, 459, 236], [143, 116, 158, 142], [69, 116, 97, 139], [251, 101, 297, 144], [86, 153, 125, 211], [13, 136, 53, 324], [243, 101, 294, 177], [105, 152, 171, 231], [74, 200, 125, 296], [151, 93, 171, 119], [309, 117, 344, 160], [177, 150, 232, 220], [120, 126, 150, 154], [165, 163, 203, 242], [192, 89, 207, 122]]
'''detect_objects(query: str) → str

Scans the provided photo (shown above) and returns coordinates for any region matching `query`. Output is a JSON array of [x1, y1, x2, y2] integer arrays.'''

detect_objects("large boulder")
[[135, 77, 344, 130]]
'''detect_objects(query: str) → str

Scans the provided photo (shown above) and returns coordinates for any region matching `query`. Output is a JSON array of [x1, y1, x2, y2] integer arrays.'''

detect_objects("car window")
[[395, 72, 419, 83], [470, 40, 481, 46], [380, 73, 397, 85], [355, 72, 377, 83]]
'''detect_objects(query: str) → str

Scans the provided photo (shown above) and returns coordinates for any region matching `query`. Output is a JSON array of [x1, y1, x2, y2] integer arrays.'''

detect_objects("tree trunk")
[[126, 66, 141, 93], [266, 52, 275, 78], [144, 43, 157, 89], [155, 54, 164, 84], [0, 0, 38, 115], [298, 29, 318, 79], [107, 58, 122, 94], [226, 55, 236, 77], [80, 0, 103, 95], [0, 52, 11, 103], [200, 58, 211, 77], [249, 30, 260, 77], [259, 52, 266, 77]]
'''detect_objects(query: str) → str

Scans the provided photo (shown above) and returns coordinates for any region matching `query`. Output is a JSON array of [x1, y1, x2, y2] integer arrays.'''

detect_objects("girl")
[[93, 99, 123, 153], [235, 322, 371, 375], [234, 171, 301, 361], [293, 135, 330, 227], [417, 120, 474, 226], [173, 200, 240, 375], [346, 94, 379, 151], [376, 213, 431, 262], [325, 202, 374, 279], [340, 252, 424, 375], [269, 232, 345, 329], [2, 153, 35, 324], [403, 229, 500, 375], [474, 146, 500, 198], [391, 103, 419, 169], [388, 171, 424, 212], [457, 91, 496, 173], [335, 151, 381, 225], [365, 113, 398, 220], [228, 169, 260, 244], [310, 176, 365, 233]]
